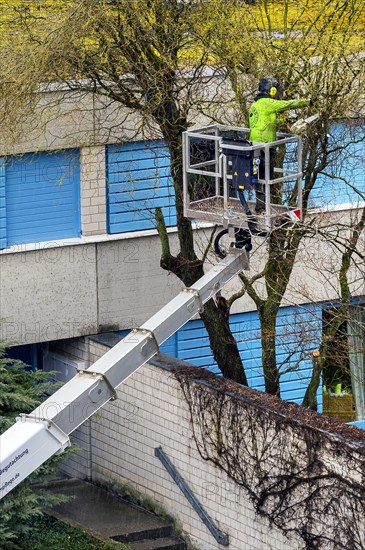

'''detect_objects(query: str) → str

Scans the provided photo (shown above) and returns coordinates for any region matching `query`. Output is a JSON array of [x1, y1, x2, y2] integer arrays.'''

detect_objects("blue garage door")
[[107, 140, 176, 233], [2, 149, 80, 247]]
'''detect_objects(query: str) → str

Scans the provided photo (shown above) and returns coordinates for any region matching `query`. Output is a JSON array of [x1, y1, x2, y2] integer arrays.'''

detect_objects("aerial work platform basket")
[[183, 124, 303, 233]]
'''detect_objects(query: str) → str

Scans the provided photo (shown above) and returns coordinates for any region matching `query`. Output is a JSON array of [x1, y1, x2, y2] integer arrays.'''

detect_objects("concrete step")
[[111, 523, 174, 543], [46, 479, 176, 543], [128, 536, 186, 550]]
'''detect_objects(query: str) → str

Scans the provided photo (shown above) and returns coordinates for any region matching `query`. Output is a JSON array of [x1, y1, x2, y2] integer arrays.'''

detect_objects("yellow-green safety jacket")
[[249, 96, 310, 143]]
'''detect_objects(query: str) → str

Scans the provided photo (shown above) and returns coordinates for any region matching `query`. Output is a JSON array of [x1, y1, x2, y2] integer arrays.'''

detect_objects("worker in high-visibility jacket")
[[249, 76, 309, 212]]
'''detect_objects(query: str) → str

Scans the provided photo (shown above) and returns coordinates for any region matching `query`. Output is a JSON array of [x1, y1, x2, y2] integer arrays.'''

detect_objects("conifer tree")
[[0, 343, 67, 549]]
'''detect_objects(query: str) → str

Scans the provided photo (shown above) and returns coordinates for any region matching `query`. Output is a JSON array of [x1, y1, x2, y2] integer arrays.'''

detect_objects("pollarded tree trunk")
[[155, 116, 248, 385], [200, 300, 248, 385], [256, 224, 303, 397], [258, 304, 281, 397], [155, 201, 248, 385]]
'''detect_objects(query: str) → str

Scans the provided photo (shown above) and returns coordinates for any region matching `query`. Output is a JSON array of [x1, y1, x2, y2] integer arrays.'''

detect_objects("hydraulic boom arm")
[[0, 251, 248, 499]]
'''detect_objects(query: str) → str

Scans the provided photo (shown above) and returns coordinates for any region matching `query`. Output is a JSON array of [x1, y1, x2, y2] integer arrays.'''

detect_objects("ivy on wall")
[[174, 367, 365, 550]]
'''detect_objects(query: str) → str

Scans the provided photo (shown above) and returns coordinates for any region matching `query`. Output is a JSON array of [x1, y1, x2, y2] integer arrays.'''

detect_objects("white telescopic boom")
[[0, 251, 248, 499]]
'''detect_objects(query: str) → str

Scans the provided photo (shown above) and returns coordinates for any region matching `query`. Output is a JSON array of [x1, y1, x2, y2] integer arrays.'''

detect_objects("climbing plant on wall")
[[175, 366, 365, 550]]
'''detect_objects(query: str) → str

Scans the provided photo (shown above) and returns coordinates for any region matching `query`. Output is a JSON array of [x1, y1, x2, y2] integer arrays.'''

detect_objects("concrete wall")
[[0, 233, 183, 345], [0, 244, 98, 344], [0, 91, 152, 156], [56, 337, 365, 550], [1, 208, 363, 345], [228, 207, 365, 313]]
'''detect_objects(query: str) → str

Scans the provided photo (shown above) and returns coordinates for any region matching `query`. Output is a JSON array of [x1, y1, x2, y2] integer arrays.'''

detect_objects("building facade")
[[0, 89, 364, 411]]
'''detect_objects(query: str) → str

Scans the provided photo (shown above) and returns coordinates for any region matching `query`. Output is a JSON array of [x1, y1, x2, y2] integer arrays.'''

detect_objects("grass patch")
[[17, 515, 130, 550]]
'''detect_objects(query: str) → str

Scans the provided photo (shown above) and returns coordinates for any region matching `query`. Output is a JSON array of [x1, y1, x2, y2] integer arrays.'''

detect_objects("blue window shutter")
[[106, 140, 176, 234], [310, 123, 365, 208], [0, 159, 6, 249], [5, 149, 80, 246], [172, 305, 323, 409], [117, 302, 324, 409]]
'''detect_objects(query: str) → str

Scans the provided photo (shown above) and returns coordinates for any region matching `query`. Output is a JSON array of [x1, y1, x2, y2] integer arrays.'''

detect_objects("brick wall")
[[80, 146, 107, 236], [87, 339, 296, 550], [56, 336, 365, 550], [51, 338, 92, 480]]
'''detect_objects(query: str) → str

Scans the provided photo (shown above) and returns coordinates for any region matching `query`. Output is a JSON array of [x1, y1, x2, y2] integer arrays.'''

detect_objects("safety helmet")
[[258, 76, 281, 97]]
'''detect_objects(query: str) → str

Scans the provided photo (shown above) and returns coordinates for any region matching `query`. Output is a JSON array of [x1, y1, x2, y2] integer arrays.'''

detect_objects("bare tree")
[[196, 0, 365, 398], [0, 0, 364, 400], [0, 0, 249, 383]]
